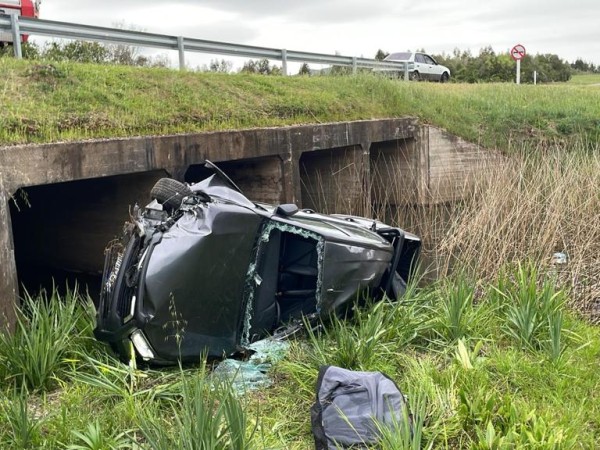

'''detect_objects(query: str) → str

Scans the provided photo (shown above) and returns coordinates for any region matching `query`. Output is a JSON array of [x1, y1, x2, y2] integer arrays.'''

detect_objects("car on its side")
[[382, 52, 450, 82], [94, 161, 421, 364]]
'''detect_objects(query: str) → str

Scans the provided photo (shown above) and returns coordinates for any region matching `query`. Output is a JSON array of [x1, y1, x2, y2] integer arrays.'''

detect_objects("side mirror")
[[275, 204, 299, 217]]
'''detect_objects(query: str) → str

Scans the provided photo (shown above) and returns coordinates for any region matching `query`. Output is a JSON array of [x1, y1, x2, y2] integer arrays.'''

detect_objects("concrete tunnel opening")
[[300, 145, 370, 216], [9, 170, 168, 303]]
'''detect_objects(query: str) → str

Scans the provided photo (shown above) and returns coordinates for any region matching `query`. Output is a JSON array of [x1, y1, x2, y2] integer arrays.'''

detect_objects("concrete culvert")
[[150, 178, 193, 212]]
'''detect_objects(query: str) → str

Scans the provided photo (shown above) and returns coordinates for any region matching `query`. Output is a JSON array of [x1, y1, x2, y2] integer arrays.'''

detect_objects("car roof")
[[384, 52, 413, 61]]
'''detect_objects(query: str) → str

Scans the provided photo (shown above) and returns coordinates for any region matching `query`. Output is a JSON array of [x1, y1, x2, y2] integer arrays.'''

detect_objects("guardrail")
[[0, 14, 409, 79]]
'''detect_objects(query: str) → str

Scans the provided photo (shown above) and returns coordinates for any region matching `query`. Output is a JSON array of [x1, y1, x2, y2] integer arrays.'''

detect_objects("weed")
[[304, 299, 397, 371], [430, 277, 476, 342], [0, 286, 94, 392], [454, 339, 485, 370], [377, 386, 432, 450], [0, 387, 43, 448], [545, 311, 564, 364], [137, 362, 256, 450], [67, 421, 130, 450], [493, 262, 570, 352], [439, 148, 600, 318]]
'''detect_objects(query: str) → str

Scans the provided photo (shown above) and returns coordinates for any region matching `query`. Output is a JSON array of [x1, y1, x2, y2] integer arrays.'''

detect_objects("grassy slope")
[[569, 73, 600, 85], [1, 58, 600, 150]]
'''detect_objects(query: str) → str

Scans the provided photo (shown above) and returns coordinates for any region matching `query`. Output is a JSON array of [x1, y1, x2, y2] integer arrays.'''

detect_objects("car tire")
[[409, 71, 420, 81], [440, 72, 450, 83], [150, 178, 193, 212]]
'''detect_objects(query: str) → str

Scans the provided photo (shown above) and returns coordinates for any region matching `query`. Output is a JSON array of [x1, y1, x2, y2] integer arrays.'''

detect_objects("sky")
[[35, 0, 600, 69]]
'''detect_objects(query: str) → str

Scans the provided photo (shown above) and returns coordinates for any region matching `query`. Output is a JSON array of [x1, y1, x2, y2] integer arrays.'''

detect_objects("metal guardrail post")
[[177, 36, 185, 70], [404, 63, 409, 81], [281, 49, 287, 76], [10, 14, 22, 59], [352, 57, 357, 75]]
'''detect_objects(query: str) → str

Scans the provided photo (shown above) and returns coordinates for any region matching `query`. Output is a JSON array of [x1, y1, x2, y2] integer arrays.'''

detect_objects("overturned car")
[[94, 162, 421, 364]]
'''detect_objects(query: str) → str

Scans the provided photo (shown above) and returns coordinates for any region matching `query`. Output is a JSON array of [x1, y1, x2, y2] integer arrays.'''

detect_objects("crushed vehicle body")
[[94, 161, 421, 364]]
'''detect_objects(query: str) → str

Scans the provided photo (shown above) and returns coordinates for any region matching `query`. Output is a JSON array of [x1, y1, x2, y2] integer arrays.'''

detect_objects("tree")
[[240, 58, 281, 75], [374, 49, 389, 61], [298, 62, 311, 75], [570, 58, 597, 73], [105, 21, 144, 65], [42, 41, 109, 64], [433, 46, 571, 83], [208, 59, 233, 73]]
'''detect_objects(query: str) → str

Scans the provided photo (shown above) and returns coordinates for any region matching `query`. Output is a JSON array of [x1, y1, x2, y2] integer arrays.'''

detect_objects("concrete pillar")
[[415, 125, 431, 204], [359, 142, 372, 216], [282, 152, 303, 206], [0, 176, 18, 332]]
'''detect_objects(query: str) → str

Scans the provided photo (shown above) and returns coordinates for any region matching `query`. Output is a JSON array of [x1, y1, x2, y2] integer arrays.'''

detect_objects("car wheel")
[[409, 71, 420, 81], [440, 72, 449, 83], [150, 178, 193, 212]]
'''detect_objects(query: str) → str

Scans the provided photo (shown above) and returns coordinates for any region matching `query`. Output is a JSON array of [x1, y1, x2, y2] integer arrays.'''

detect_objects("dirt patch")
[[57, 113, 115, 132]]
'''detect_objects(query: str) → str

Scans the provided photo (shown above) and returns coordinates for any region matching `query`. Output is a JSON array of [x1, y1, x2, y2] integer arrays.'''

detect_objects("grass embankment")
[[568, 73, 600, 85], [1, 58, 600, 149]]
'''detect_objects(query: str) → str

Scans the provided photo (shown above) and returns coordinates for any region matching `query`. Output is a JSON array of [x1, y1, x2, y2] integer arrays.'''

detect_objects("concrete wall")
[[370, 138, 419, 206], [186, 156, 286, 205], [426, 126, 502, 203], [300, 145, 369, 216], [0, 118, 501, 329], [0, 175, 17, 331]]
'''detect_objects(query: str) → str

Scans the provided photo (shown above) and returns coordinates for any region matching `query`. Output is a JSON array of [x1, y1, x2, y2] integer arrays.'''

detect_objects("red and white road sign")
[[511, 44, 526, 61]]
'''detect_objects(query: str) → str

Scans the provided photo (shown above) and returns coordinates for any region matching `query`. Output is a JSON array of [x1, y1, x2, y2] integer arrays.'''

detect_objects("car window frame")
[[423, 54, 437, 65], [415, 53, 426, 64]]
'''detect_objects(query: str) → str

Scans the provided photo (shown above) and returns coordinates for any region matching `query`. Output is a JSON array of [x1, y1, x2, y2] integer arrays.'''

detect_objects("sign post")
[[510, 44, 526, 84]]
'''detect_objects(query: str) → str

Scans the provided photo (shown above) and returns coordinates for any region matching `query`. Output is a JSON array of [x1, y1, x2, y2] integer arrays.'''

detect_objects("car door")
[[423, 54, 443, 81], [413, 53, 428, 80]]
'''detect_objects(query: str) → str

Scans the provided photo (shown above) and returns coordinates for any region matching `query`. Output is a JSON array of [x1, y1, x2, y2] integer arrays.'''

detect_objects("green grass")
[[1, 58, 600, 150], [568, 73, 600, 85], [1, 268, 598, 449]]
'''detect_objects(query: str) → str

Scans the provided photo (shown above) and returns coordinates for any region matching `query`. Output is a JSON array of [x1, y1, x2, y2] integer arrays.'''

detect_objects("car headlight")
[[130, 330, 155, 361]]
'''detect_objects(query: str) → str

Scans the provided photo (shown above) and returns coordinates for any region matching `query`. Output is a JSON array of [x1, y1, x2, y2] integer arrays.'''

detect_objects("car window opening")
[[244, 223, 323, 345]]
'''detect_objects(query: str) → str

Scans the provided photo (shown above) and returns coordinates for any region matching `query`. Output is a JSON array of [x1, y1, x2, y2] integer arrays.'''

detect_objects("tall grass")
[[67, 421, 130, 450], [428, 277, 477, 342], [304, 281, 429, 372], [370, 141, 599, 318], [0, 387, 43, 448], [437, 144, 600, 318], [377, 385, 430, 450], [137, 362, 256, 450], [269, 266, 596, 448], [0, 286, 96, 391]]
